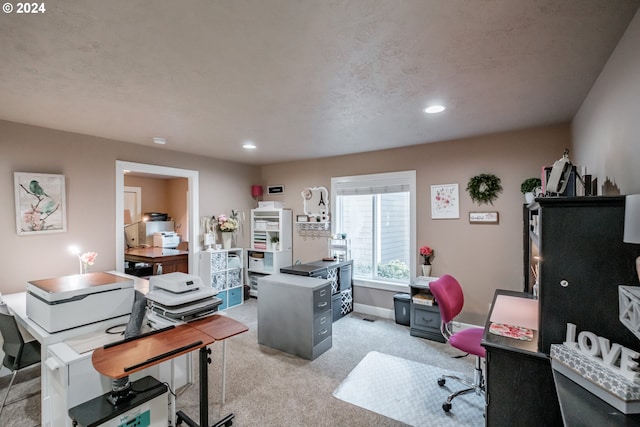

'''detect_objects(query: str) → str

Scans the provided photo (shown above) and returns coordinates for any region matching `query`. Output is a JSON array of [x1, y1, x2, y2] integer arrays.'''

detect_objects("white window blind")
[[331, 171, 417, 284]]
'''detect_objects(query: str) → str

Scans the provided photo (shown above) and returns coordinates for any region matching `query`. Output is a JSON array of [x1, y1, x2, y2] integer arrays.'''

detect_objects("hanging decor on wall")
[[466, 173, 503, 205], [430, 183, 460, 219], [14, 172, 67, 235]]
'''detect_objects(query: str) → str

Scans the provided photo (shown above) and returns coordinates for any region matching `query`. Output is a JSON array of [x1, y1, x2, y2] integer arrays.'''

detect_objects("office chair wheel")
[[442, 402, 452, 412], [437, 378, 446, 387]]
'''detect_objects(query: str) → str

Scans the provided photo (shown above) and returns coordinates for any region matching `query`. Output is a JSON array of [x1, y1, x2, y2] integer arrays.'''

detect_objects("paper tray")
[[150, 297, 222, 321]]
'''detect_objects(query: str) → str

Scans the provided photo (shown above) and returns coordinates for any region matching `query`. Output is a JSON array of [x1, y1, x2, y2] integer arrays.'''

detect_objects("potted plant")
[[521, 177, 542, 204], [419, 245, 434, 276], [271, 236, 280, 251]]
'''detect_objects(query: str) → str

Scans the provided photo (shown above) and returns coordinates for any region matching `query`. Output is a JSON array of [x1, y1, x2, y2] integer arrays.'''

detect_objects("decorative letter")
[[619, 348, 640, 382], [564, 323, 577, 349], [577, 331, 600, 357], [597, 337, 622, 367]]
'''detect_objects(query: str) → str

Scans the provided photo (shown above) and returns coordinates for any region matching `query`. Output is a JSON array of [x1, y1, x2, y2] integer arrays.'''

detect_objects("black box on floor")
[[393, 293, 410, 326], [332, 293, 342, 322]]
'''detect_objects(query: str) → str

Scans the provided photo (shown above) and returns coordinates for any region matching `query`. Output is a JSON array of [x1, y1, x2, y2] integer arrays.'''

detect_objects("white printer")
[[26, 272, 134, 333], [153, 231, 180, 249]]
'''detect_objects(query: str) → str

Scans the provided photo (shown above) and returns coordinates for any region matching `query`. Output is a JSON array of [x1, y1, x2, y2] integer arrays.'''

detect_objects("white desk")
[[2, 271, 188, 427]]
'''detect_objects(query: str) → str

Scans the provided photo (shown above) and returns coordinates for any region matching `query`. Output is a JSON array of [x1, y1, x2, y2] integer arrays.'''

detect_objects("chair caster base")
[[437, 378, 446, 387], [442, 402, 452, 412]]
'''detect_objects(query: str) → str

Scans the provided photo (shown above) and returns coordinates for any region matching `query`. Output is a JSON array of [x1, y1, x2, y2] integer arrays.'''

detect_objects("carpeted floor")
[[0, 298, 479, 426], [333, 351, 484, 427]]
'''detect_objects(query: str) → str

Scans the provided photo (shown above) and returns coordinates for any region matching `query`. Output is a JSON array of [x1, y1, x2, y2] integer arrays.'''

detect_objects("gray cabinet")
[[409, 281, 445, 343], [280, 259, 353, 321], [257, 273, 332, 360]]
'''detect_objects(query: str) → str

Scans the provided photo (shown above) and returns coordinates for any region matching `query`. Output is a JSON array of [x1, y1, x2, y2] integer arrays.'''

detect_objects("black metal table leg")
[[175, 346, 234, 427]]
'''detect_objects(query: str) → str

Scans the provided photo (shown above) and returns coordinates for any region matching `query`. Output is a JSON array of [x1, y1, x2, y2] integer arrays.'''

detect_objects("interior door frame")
[[115, 160, 199, 274]]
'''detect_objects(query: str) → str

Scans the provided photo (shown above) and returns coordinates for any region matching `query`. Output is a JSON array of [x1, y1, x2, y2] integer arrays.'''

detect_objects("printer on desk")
[[26, 272, 134, 333], [153, 231, 180, 249]]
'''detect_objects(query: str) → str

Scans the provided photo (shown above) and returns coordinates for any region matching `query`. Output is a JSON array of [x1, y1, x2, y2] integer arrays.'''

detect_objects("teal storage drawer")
[[228, 287, 242, 307], [217, 290, 228, 310]]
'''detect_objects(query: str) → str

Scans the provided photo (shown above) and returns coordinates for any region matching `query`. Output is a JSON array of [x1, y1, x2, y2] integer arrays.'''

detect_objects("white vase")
[[422, 264, 432, 277], [525, 192, 535, 204], [222, 232, 233, 250]]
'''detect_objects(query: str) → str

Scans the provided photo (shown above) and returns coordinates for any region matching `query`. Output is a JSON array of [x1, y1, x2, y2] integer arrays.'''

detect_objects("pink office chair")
[[428, 274, 485, 413]]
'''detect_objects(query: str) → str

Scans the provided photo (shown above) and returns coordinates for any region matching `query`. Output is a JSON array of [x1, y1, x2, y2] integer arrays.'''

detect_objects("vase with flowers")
[[419, 246, 434, 277], [80, 251, 98, 274], [216, 213, 239, 249]]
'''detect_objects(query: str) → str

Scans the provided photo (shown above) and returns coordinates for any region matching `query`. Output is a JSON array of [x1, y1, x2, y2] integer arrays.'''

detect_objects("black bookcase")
[[524, 196, 640, 354]]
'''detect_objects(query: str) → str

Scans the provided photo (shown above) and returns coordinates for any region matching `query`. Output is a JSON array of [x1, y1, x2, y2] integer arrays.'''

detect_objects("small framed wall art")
[[431, 183, 460, 219], [469, 211, 499, 224], [14, 172, 67, 235], [267, 185, 285, 195]]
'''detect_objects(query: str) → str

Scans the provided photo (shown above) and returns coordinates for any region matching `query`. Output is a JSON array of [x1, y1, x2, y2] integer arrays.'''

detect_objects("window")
[[331, 171, 416, 284]]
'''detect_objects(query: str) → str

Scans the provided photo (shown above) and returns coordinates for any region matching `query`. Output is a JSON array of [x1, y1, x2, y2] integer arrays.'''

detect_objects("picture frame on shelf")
[[296, 214, 308, 222], [469, 211, 499, 224], [14, 172, 67, 235]]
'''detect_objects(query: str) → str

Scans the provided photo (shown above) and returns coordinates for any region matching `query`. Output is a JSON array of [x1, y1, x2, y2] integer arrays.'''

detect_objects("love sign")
[[564, 323, 640, 382]]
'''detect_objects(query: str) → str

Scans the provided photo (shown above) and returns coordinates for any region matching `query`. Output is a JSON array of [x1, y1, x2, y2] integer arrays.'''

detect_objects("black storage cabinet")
[[393, 293, 410, 326]]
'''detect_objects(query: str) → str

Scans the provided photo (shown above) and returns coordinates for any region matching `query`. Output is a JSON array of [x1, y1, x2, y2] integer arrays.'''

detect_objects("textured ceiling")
[[1, 1, 638, 165]]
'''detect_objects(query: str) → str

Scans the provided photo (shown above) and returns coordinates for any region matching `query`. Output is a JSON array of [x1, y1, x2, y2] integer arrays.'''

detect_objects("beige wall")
[[167, 178, 189, 242], [573, 9, 640, 195], [124, 175, 171, 218], [0, 120, 259, 294], [261, 124, 570, 325], [124, 175, 189, 241]]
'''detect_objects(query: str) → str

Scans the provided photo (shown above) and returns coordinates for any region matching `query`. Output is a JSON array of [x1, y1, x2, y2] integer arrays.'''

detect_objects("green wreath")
[[466, 173, 503, 205]]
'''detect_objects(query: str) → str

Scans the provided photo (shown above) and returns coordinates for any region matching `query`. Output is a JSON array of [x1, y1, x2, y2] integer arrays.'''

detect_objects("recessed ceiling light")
[[424, 105, 446, 114], [152, 137, 167, 145], [243, 142, 257, 150]]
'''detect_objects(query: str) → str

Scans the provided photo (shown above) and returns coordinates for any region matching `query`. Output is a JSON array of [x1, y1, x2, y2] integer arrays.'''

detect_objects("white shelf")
[[199, 248, 244, 310], [247, 209, 293, 297]]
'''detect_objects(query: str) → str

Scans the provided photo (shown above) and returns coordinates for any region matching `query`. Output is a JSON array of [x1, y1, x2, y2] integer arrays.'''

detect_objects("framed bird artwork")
[[14, 172, 67, 235]]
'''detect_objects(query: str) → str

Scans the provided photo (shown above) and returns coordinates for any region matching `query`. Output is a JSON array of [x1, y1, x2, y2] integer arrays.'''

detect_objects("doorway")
[[115, 161, 199, 274]]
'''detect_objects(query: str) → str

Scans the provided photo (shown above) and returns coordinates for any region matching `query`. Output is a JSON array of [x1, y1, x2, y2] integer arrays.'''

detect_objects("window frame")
[[331, 170, 417, 285]]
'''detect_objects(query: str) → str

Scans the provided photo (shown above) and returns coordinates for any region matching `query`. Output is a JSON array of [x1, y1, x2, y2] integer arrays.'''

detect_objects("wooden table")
[[124, 247, 188, 275], [91, 314, 248, 427]]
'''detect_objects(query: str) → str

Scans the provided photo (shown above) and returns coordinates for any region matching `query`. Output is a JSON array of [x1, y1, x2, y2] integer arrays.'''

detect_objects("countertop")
[[280, 259, 352, 275]]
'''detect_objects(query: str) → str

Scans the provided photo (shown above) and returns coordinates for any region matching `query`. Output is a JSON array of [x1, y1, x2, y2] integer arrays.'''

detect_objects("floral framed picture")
[[14, 172, 67, 235], [431, 183, 459, 219]]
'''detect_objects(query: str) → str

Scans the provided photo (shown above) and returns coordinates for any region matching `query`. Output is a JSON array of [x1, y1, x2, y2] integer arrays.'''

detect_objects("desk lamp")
[[624, 194, 640, 283]]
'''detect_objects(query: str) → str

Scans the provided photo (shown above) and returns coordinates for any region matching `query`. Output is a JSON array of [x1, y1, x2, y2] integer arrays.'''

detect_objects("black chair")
[[0, 311, 41, 417]]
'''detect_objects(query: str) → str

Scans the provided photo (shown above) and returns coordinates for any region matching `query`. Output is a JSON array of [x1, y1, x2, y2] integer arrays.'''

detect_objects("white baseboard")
[[353, 303, 394, 320], [353, 302, 481, 332]]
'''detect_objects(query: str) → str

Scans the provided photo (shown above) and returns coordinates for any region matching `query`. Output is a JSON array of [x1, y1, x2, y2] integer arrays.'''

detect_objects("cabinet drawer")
[[313, 285, 331, 316], [228, 286, 242, 307], [211, 272, 226, 290], [313, 311, 332, 345], [412, 305, 441, 330], [217, 290, 228, 310], [210, 252, 226, 271]]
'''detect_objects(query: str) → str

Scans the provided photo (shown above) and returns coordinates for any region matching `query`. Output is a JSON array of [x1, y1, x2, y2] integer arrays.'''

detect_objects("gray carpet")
[[0, 298, 478, 426], [333, 351, 484, 426]]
